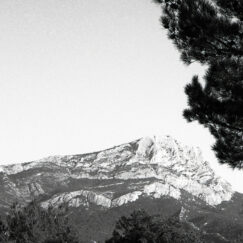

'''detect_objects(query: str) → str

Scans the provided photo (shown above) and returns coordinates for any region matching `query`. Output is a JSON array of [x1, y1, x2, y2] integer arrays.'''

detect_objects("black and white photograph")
[[0, 0, 242, 242]]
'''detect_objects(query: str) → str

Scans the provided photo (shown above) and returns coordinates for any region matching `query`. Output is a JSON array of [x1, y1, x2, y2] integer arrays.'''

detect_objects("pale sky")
[[0, 0, 242, 192]]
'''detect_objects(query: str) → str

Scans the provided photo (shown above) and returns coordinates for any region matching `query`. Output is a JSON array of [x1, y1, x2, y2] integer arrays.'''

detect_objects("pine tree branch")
[[209, 117, 242, 132], [214, 37, 243, 56]]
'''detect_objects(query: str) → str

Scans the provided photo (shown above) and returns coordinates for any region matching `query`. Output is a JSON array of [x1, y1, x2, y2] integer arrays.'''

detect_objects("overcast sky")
[[0, 0, 242, 192]]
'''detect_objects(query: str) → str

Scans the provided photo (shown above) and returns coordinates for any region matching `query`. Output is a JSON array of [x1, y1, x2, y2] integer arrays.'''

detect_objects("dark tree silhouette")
[[154, 0, 243, 168], [106, 209, 204, 243], [2, 200, 80, 243], [0, 216, 8, 242]]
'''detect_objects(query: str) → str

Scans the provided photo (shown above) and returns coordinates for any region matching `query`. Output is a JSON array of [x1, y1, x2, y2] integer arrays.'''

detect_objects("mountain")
[[0, 135, 243, 242]]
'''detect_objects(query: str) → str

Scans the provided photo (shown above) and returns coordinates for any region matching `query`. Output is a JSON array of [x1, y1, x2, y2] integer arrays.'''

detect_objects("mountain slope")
[[0, 135, 242, 242]]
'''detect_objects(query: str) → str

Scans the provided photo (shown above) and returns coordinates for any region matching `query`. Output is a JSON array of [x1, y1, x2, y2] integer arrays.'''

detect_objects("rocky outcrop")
[[0, 135, 234, 209]]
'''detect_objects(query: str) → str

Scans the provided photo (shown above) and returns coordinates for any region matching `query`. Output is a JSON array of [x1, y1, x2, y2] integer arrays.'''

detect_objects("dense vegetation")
[[0, 201, 207, 243], [154, 0, 243, 169], [106, 209, 204, 243], [0, 201, 80, 243]]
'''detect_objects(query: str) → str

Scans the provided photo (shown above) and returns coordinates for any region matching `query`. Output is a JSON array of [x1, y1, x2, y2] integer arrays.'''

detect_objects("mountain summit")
[[0, 135, 233, 207], [0, 135, 242, 242]]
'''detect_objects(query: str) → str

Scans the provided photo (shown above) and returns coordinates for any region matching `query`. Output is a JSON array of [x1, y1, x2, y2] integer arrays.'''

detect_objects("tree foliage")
[[154, 0, 243, 168], [0, 216, 8, 242], [0, 200, 80, 243], [106, 209, 204, 243]]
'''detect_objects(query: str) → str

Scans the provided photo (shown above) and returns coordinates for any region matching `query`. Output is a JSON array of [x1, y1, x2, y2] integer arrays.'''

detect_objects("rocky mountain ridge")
[[0, 135, 234, 208], [0, 135, 242, 242]]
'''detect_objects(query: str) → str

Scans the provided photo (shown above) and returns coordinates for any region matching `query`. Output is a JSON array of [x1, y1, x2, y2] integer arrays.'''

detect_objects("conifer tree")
[[106, 210, 204, 243], [0, 216, 8, 243], [154, 0, 243, 168], [5, 200, 80, 243]]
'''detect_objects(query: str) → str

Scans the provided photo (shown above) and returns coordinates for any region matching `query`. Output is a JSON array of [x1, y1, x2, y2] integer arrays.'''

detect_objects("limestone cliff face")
[[0, 135, 234, 209]]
